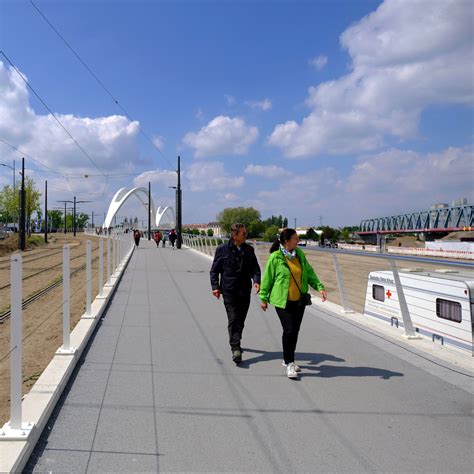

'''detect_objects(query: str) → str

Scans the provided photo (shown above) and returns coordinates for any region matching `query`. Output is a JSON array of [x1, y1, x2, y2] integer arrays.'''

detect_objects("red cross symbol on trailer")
[[386, 290, 392, 299]]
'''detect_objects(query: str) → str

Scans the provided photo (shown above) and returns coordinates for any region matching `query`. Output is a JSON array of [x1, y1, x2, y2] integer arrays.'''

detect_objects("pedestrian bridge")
[[5, 241, 473, 472]]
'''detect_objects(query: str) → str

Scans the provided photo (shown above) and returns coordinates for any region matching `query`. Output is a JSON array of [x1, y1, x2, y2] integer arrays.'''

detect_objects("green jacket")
[[260, 247, 325, 308]]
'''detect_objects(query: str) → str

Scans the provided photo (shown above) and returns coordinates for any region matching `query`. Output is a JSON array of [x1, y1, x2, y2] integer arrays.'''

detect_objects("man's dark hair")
[[230, 223, 246, 237]]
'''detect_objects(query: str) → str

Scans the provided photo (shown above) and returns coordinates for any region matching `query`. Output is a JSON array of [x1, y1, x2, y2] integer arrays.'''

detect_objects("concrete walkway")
[[26, 241, 472, 473]]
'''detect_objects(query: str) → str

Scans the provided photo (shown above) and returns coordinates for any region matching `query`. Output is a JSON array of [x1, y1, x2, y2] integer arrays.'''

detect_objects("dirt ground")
[[0, 233, 111, 426]]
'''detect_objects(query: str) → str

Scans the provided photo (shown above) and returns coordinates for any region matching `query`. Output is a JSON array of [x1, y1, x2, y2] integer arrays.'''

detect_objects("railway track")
[[0, 253, 101, 324], [0, 244, 100, 291], [0, 243, 81, 270]]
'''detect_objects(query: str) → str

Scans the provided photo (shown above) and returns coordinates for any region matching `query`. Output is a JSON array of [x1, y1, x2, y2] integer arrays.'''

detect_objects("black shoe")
[[232, 349, 242, 364]]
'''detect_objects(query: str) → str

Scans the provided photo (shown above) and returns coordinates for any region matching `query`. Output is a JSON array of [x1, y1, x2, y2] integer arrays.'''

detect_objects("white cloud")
[[246, 98, 273, 111], [308, 55, 328, 70], [133, 168, 176, 188], [152, 136, 164, 151], [254, 146, 473, 225], [0, 61, 141, 176], [223, 193, 239, 202], [183, 116, 259, 158], [186, 161, 244, 191], [269, 0, 473, 158], [225, 94, 236, 106], [244, 164, 291, 178]]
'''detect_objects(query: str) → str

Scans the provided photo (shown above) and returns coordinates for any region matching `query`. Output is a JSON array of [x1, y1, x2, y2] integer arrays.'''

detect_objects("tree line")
[[183, 207, 359, 244], [0, 179, 89, 232]]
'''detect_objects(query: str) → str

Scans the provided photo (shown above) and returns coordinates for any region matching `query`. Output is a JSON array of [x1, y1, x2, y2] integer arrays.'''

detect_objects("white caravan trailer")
[[364, 268, 474, 355]]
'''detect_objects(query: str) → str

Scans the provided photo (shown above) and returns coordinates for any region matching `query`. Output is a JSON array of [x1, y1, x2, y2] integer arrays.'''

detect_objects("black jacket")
[[210, 240, 261, 295]]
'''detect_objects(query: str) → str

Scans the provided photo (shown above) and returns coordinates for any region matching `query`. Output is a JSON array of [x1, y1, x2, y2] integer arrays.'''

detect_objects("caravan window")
[[436, 298, 462, 323], [372, 284, 385, 302]]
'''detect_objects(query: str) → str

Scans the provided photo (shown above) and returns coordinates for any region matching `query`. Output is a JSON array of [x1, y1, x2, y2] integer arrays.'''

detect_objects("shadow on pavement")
[[240, 348, 403, 379]]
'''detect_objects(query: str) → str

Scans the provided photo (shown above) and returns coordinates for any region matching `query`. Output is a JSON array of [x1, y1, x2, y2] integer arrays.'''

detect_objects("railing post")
[[106, 237, 111, 284], [86, 240, 91, 315], [332, 254, 353, 313], [204, 237, 210, 255], [389, 260, 420, 339], [98, 238, 104, 297], [56, 245, 75, 354], [10, 254, 22, 429]]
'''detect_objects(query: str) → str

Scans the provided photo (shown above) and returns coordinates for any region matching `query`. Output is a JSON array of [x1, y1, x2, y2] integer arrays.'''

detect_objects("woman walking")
[[260, 228, 327, 379], [133, 229, 141, 247]]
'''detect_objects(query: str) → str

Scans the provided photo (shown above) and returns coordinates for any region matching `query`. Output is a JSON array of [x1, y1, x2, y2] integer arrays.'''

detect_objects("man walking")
[[210, 223, 261, 363]]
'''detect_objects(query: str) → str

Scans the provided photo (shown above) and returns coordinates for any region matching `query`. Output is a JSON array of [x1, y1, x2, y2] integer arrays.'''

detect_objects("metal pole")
[[148, 182, 151, 240], [73, 196, 76, 237], [176, 155, 182, 249], [44, 180, 48, 243], [332, 254, 353, 313], [389, 260, 419, 338], [13, 159, 16, 230], [63, 245, 70, 351], [92, 210, 94, 229], [64, 202, 67, 234], [86, 240, 91, 315], [98, 238, 103, 296], [20, 157, 25, 251], [10, 254, 22, 429], [106, 237, 111, 283]]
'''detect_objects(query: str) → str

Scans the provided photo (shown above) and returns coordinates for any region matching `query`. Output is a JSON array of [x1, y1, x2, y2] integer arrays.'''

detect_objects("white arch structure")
[[102, 187, 175, 229]]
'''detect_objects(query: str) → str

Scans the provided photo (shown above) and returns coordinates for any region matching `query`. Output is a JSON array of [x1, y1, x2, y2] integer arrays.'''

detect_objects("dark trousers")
[[223, 292, 251, 350], [276, 300, 305, 364]]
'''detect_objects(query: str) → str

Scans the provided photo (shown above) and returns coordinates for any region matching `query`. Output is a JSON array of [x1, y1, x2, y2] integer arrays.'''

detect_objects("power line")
[[0, 50, 107, 178], [29, 0, 175, 171], [0, 138, 64, 177]]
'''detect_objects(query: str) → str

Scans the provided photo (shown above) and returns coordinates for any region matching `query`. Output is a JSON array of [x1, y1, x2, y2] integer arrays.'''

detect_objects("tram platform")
[[25, 240, 473, 472]]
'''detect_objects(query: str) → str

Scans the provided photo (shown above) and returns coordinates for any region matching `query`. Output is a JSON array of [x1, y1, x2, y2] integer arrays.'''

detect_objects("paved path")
[[26, 241, 473, 473]]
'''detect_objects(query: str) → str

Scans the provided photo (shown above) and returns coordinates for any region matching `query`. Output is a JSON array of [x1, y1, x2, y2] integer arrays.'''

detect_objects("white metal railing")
[[1, 231, 134, 440], [182, 234, 474, 344]]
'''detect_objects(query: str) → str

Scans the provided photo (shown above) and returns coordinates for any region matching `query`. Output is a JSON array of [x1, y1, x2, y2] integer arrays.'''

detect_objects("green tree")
[[319, 226, 341, 244], [207, 228, 214, 236], [247, 219, 266, 238], [0, 177, 41, 235], [47, 210, 63, 230], [263, 225, 279, 242], [306, 228, 319, 241], [217, 207, 261, 235], [76, 212, 89, 229], [283, 217, 288, 227]]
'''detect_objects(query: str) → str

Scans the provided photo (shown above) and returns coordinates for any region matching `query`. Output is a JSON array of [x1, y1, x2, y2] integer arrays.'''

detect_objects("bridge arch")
[[156, 206, 175, 228], [103, 187, 156, 228]]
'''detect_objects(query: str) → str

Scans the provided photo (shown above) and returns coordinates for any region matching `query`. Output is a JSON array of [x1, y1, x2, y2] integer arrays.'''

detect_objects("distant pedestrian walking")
[[210, 223, 261, 364], [260, 228, 327, 379], [133, 229, 141, 247], [169, 229, 177, 249], [161, 233, 167, 247], [154, 231, 162, 247]]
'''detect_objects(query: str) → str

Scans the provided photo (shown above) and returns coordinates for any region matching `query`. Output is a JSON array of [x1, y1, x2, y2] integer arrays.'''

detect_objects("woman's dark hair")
[[269, 228, 297, 253]]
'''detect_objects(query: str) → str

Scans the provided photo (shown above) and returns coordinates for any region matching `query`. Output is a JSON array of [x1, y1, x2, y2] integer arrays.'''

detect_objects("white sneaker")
[[286, 362, 298, 379], [282, 360, 301, 372]]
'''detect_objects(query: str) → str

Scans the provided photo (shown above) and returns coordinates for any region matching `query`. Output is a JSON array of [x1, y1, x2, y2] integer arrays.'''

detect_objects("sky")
[[0, 0, 473, 228]]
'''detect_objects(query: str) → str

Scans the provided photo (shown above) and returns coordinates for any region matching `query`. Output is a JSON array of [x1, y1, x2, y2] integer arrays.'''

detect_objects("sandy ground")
[[0, 233, 115, 426]]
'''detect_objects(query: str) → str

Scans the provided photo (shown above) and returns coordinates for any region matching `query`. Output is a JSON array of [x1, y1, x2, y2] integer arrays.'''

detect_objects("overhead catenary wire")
[[29, 0, 176, 171], [0, 50, 107, 179]]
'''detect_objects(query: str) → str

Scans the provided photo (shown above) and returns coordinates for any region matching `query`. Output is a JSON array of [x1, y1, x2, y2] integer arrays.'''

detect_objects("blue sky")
[[0, 0, 472, 227]]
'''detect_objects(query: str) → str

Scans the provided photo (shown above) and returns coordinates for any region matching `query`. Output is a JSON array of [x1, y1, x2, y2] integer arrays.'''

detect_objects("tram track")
[[0, 243, 81, 270], [0, 244, 99, 291], [0, 253, 101, 324]]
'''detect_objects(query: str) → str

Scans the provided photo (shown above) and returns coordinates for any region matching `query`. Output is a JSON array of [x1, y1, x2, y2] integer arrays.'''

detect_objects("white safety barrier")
[[0, 232, 134, 471]]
